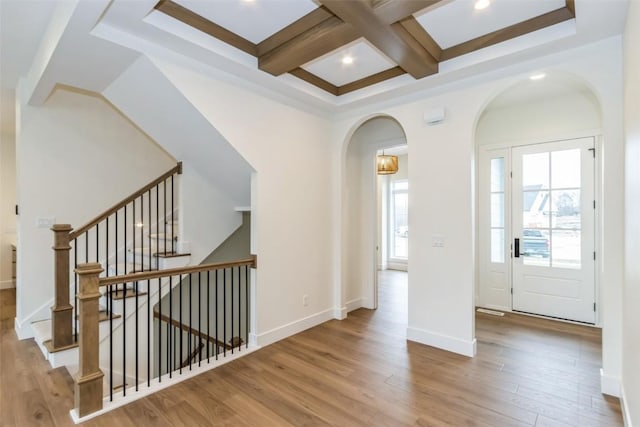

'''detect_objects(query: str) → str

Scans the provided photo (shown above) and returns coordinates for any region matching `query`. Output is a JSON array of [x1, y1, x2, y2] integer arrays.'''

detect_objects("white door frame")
[[476, 133, 602, 325]]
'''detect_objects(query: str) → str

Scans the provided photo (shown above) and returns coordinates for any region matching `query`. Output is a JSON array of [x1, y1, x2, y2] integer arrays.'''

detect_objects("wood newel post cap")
[[51, 224, 73, 232], [75, 263, 103, 276]]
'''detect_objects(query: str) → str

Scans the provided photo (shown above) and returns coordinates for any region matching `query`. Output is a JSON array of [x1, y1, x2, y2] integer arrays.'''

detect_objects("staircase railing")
[[50, 163, 182, 351], [73, 256, 256, 418]]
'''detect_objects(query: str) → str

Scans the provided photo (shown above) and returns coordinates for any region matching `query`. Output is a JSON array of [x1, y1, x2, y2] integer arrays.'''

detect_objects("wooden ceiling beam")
[[440, 4, 576, 61], [258, 17, 360, 76], [289, 68, 339, 95], [154, 0, 257, 56], [397, 16, 442, 62], [319, 0, 437, 78], [257, 7, 334, 56], [373, 0, 444, 25], [338, 66, 406, 95]]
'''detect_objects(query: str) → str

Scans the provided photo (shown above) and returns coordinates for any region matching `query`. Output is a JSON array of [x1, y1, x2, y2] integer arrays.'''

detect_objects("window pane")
[[491, 193, 504, 227], [523, 152, 549, 189], [551, 190, 581, 229], [522, 228, 550, 267], [491, 157, 504, 192], [523, 190, 550, 229], [393, 181, 408, 191], [552, 149, 581, 189], [391, 183, 408, 259], [491, 228, 504, 263], [551, 230, 581, 269]]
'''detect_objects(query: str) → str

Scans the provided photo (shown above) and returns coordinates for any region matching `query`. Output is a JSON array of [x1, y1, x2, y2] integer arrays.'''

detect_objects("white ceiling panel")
[[301, 38, 396, 86], [173, 0, 318, 44], [415, 0, 566, 49]]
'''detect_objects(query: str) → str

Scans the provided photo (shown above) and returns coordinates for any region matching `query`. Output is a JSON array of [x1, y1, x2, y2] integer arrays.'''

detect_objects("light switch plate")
[[36, 217, 56, 228], [432, 235, 445, 248]]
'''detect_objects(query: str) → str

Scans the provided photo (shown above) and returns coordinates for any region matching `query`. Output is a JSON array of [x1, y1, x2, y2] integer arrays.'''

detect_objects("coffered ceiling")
[[152, 0, 576, 95]]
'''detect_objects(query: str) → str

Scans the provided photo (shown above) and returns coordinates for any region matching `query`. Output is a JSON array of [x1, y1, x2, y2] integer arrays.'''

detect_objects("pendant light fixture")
[[377, 151, 398, 175]]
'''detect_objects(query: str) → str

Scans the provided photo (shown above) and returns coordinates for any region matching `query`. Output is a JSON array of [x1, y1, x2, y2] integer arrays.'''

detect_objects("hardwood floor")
[[0, 274, 622, 426]]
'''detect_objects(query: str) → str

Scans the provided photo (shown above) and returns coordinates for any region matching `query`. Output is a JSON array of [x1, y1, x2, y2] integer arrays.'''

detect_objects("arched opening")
[[474, 71, 604, 347], [342, 115, 408, 316]]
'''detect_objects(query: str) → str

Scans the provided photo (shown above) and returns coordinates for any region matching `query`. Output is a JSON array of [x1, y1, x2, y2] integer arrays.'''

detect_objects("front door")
[[511, 138, 595, 323]]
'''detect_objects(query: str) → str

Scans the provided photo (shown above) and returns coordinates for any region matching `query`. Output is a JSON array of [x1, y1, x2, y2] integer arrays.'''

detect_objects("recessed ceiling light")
[[474, 0, 490, 10], [529, 73, 547, 81], [342, 55, 354, 65]]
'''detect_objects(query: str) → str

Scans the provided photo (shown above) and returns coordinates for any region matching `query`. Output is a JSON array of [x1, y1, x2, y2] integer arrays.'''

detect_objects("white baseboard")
[[621, 383, 633, 427], [333, 306, 347, 320], [0, 280, 15, 290], [346, 298, 364, 313], [600, 368, 621, 397], [14, 297, 54, 340], [407, 326, 477, 357], [386, 262, 408, 272], [256, 309, 335, 347]]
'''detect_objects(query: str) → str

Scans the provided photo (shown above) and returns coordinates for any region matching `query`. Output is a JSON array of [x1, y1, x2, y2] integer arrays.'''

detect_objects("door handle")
[[514, 238, 520, 258]]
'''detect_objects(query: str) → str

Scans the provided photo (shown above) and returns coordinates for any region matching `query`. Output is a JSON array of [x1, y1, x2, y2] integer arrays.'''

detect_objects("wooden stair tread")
[[77, 310, 121, 322], [154, 252, 191, 259], [109, 289, 148, 300], [43, 339, 78, 353]]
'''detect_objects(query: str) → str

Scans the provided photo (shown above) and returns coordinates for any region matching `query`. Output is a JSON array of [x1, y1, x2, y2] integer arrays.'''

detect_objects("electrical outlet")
[[432, 235, 445, 248], [303, 295, 309, 306]]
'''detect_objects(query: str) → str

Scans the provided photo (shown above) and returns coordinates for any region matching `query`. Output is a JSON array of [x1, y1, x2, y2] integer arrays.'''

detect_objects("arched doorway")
[[475, 72, 603, 323], [341, 115, 407, 314]]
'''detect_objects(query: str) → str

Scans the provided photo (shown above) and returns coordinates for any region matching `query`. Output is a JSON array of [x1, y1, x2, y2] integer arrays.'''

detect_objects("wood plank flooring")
[[0, 273, 623, 426]]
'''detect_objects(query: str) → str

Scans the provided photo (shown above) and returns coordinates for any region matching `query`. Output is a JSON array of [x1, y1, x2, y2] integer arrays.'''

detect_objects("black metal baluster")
[[135, 280, 139, 392], [207, 271, 210, 362], [156, 185, 160, 267], [95, 224, 98, 263], [163, 182, 167, 256], [245, 265, 249, 349], [147, 279, 151, 387], [189, 273, 192, 370], [171, 175, 175, 254], [74, 242, 78, 343], [115, 211, 118, 278], [148, 190, 151, 272], [179, 274, 182, 374], [169, 276, 173, 378], [123, 277, 126, 397], [231, 267, 234, 355], [105, 217, 109, 277], [124, 206, 127, 275], [223, 268, 226, 358], [158, 276, 162, 382], [198, 271, 201, 367], [109, 284, 113, 401], [238, 266, 241, 352], [215, 269, 218, 360], [85, 231, 88, 263], [132, 199, 136, 272], [140, 196, 144, 273]]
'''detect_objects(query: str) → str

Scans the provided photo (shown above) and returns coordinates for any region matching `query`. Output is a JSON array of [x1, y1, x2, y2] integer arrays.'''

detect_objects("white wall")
[[149, 58, 337, 346], [332, 38, 624, 365], [0, 90, 17, 289], [476, 89, 601, 146], [15, 85, 175, 337], [623, 1, 640, 424]]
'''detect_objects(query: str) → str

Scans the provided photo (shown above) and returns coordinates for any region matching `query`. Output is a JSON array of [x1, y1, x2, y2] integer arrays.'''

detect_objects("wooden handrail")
[[154, 312, 233, 350], [70, 162, 182, 239], [99, 255, 256, 287]]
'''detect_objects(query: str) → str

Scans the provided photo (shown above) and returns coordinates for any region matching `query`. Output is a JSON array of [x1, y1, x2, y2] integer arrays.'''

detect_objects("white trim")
[[621, 383, 633, 427], [333, 306, 347, 320], [407, 326, 477, 357], [386, 262, 408, 271], [0, 280, 15, 290], [256, 309, 334, 347], [14, 297, 54, 339], [70, 345, 260, 424], [600, 368, 621, 397], [346, 298, 365, 313]]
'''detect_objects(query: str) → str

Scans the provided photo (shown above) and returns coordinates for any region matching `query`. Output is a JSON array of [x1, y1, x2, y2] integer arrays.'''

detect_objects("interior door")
[[511, 138, 595, 323]]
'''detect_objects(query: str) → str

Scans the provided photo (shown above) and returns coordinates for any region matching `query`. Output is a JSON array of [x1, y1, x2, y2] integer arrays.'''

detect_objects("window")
[[390, 180, 408, 259], [490, 157, 505, 263]]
